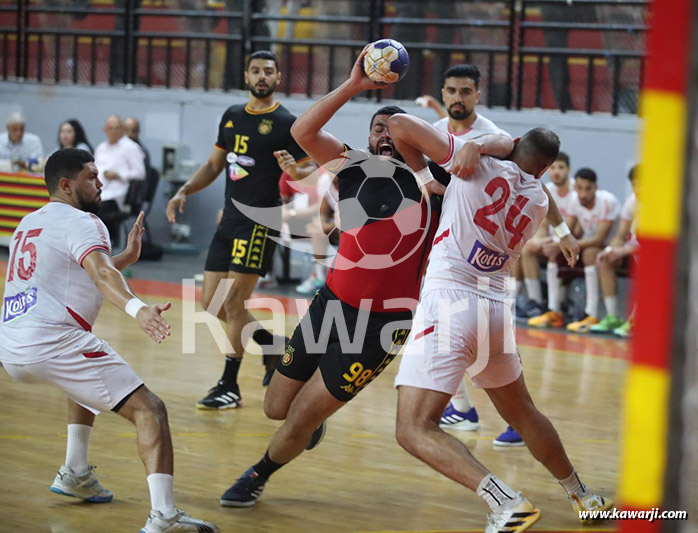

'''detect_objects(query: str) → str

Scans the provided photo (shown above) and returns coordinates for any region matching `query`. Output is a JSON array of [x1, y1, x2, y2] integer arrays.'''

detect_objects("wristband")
[[554, 222, 571, 239], [604, 245, 613, 253], [414, 167, 435, 186], [125, 298, 147, 318]]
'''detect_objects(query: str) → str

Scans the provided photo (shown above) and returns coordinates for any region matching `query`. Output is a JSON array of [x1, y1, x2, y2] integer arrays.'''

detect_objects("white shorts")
[[3, 334, 143, 415], [395, 288, 522, 394]]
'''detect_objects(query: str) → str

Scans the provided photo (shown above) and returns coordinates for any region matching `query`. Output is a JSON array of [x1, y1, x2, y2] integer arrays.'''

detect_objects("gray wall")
[[0, 82, 639, 248]]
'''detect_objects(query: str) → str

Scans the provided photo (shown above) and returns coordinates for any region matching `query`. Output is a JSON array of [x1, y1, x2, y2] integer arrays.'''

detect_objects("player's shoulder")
[[597, 188, 620, 204], [473, 113, 510, 137], [222, 103, 246, 117], [433, 117, 449, 131], [270, 103, 297, 122]]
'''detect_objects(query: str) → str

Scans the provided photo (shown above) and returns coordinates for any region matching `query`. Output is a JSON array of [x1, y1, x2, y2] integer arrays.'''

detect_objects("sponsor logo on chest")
[[467, 239, 509, 272], [3, 287, 38, 322]]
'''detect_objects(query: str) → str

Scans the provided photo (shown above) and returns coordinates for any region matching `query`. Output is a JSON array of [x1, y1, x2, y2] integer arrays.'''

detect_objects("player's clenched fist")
[[136, 302, 172, 343]]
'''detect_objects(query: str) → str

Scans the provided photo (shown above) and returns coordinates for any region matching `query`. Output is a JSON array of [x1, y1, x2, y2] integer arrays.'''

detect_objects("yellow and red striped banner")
[[619, 0, 693, 530]]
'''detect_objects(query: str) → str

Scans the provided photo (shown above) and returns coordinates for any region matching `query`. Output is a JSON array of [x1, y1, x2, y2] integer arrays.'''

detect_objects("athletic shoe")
[[493, 426, 525, 447], [613, 319, 632, 338], [439, 403, 480, 431], [566, 315, 599, 333], [220, 467, 268, 507], [262, 336, 289, 387], [140, 508, 220, 532], [485, 491, 540, 533], [527, 310, 563, 328], [515, 300, 546, 323], [196, 381, 241, 410], [296, 275, 324, 295], [256, 276, 278, 290], [569, 490, 614, 523], [589, 314, 624, 333], [49, 464, 113, 503], [306, 420, 327, 450]]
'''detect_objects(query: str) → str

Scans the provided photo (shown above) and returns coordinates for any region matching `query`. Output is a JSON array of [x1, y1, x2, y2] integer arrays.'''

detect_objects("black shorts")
[[278, 285, 412, 402], [205, 219, 279, 275]]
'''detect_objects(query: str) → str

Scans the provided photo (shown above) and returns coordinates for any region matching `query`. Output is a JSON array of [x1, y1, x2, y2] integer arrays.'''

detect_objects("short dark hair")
[[370, 105, 406, 129], [442, 64, 481, 89], [575, 167, 597, 183], [44, 148, 94, 194], [246, 50, 278, 70], [555, 151, 570, 167], [518, 127, 560, 173], [628, 164, 637, 182]]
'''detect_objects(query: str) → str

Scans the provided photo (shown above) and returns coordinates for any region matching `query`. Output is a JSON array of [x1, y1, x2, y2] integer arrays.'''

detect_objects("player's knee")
[[582, 247, 600, 265], [263, 396, 288, 421], [222, 289, 247, 316], [395, 414, 423, 454]]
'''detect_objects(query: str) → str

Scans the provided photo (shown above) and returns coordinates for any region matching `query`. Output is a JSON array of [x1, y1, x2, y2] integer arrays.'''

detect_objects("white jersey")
[[567, 189, 620, 239], [546, 183, 576, 219], [433, 113, 509, 139], [620, 192, 638, 247], [0, 202, 111, 364], [423, 156, 549, 300]]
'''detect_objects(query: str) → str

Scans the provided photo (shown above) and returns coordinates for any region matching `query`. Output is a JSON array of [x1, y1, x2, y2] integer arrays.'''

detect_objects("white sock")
[[314, 262, 325, 279], [147, 473, 176, 516], [476, 473, 518, 511], [546, 262, 561, 312], [584, 266, 599, 318], [524, 278, 542, 304], [558, 469, 587, 497], [450, 380, 472, 412], [65, 424, 92, 475], [604, 296, 618, 317]]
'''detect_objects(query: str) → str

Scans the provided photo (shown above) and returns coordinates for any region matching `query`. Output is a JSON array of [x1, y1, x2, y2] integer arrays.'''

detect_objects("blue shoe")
[[439, 403, 480, 431], [493, 426, 525, 447], [220, 467, 268, 507]]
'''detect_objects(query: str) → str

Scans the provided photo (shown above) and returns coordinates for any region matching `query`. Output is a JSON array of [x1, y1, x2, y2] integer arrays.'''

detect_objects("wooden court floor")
[[0, 273, 626, 533]]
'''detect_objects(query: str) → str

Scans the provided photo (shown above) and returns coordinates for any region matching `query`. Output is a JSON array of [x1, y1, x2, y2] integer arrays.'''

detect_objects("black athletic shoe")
[[306, 421, 327, 451], [220, 467, 267, 507], [196, 381, 241, 410], [261, 336, 289, 387], [515, 299, 546, 322]]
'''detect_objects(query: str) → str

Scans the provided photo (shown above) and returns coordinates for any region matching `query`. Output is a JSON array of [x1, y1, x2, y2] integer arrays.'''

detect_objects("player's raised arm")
[[166, 146, 227, 223], [81, 251, 171, 343], [291, 45, 386, 167]]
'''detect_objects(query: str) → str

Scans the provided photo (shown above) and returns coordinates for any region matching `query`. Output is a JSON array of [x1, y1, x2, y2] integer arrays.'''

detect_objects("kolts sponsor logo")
[[3, 287, 38, 322], [467, 239, 509, 272]]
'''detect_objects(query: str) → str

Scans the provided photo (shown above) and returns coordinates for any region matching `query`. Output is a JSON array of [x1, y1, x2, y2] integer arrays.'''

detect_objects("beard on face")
[[77, 190, 102, 214], [447, 104, 473, 121], [247, 80, 277, 98]]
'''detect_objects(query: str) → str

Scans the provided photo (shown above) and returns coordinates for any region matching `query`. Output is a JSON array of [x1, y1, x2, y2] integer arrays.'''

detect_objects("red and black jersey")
[[325, 148, 441, 313]]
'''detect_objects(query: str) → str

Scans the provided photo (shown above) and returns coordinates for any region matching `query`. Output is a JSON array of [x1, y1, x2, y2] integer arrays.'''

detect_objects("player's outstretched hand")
[[451, 140, 481, 178], [136, 302, 172, 344], [166, 192, 186, 224], [559, 234, 580, 267], [348, 44, 389, 93], [122, 211, 145, 263]]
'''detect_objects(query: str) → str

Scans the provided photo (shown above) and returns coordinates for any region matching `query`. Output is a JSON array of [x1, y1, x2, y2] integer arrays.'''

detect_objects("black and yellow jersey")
[[215, 101, 309, 223]]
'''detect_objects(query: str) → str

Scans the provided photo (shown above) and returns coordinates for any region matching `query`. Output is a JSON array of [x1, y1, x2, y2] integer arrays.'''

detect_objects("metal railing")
[[1, 0, 649, 115]]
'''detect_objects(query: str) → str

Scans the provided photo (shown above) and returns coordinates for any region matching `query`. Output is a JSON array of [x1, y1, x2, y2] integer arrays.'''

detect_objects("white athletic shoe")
[[140, 509, 220, 533], [49, 464, 113, 503], [569, 490, 614, 523], [485, 491, 540, 533]]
